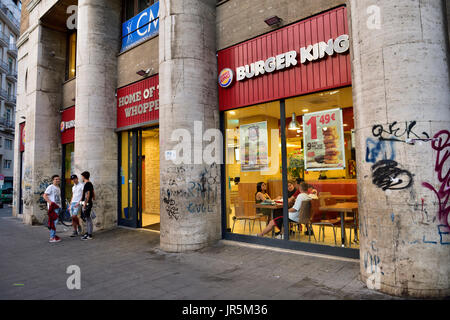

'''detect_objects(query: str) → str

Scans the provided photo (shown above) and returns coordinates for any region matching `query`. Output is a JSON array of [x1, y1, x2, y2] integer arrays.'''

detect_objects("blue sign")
[[121, 1, 159, 52]]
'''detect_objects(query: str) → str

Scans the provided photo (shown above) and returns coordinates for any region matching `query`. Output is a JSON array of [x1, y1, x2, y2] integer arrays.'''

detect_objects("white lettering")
[[136, 12, 148, 37], [285, 50, 298, 68], [236, 66, 246, 81], [264, 57, 276, 73], [334, 34, 350, 53], [275, 53, 286, 70]]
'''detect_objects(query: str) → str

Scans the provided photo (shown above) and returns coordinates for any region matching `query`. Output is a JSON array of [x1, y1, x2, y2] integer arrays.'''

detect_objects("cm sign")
[[121, 1, 159, 52]]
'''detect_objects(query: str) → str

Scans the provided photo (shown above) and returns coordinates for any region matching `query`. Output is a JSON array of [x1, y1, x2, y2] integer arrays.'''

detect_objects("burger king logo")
[[60, 121, 65, 132], [218, 68, 233, 88]]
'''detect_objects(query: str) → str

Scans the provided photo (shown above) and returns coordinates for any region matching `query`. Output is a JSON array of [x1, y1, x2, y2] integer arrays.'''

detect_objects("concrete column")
[[159, 0, 221, 252], [15, 23, 66, 224], [75, 0, 121, 230], [350, 0, 450, 297]]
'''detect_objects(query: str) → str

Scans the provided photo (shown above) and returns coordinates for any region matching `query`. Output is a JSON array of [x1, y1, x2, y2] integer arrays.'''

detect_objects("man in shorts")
[[43, 175, 62, 243], [69, 174, 84, 237], [257, 182, 311, 238]]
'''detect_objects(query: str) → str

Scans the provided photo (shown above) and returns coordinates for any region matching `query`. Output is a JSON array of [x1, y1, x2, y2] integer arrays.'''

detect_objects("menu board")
[[303, 108, 346, 171], [239, 121, 269, 172]]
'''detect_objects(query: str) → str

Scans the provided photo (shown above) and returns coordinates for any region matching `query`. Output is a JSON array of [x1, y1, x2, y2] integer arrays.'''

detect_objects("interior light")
[[302, 109, 309, 113], [288, 113, 300, 130], [229, 111, 236, 115]]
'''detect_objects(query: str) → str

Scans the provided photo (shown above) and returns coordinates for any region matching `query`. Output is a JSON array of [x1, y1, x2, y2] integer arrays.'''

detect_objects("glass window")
[[4, 160, 11, 169], [5, 139, 12, 150], [63, 143, 75, 202], [66, 32, 77, 80], [284, 86, 358, 248], [224, 102, 284, 237]]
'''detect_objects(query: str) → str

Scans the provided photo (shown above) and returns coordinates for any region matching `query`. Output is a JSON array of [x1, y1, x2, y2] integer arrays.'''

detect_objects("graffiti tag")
[[371, 160, 413, 191]]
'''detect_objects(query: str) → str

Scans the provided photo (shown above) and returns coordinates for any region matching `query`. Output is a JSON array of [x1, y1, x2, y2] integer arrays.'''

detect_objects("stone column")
[[350, 0, 450, 297], [75, 0, 121, 230], [16, 23, 66, 224], [159, 0, 221, 252]]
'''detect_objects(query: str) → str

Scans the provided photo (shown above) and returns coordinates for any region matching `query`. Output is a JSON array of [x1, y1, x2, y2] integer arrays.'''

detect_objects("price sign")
[[303, 108, 346, 171]]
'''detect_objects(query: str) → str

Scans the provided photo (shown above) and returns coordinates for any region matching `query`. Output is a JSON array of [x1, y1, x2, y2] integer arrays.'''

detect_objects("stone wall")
[[216, 0, 347, 50]]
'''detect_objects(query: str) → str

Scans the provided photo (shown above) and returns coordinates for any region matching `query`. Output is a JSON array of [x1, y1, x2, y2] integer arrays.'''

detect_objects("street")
[[0, 208, 394, 300]]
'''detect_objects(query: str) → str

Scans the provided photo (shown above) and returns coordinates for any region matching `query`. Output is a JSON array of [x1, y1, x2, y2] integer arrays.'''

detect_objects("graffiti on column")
[[162, 163, 219, 219], [421, 130, 450, 230], [371, 160, 413, 191], [371, 121, 430, 144]]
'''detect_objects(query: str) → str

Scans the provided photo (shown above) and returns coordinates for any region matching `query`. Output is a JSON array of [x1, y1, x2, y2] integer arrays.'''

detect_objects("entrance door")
[[118, 127, 160, 229], [139, 127, 160, 230]]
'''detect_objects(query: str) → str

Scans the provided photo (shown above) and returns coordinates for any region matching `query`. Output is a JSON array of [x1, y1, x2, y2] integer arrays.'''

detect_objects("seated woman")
[[257, 182, 310, 237], [255, 182, 272, 224]]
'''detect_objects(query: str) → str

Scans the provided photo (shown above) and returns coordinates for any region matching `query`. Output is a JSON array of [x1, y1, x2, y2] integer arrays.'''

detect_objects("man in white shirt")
[[257, 182, 311, 237], [43, 175, 62, 243], [69, 174, 84, 237]]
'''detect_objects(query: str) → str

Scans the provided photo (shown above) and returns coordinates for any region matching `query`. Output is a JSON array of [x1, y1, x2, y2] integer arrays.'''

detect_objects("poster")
[[239, 121, 269, 172], [303, 108, 346, 171]]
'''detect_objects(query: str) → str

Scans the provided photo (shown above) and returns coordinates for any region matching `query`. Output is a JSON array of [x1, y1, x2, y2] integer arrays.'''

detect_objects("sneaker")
[[70, 231, 78, 237], [49, 237, 61, 243], [77, 226, 82, 234], [81, 234, 93, 241], [54, 236, 61, 242]]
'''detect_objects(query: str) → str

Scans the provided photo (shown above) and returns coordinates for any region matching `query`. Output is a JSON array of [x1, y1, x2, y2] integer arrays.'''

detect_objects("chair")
[[311, 199, 338, 245], [289, 200, 316, 242], [231, 201, 262, 234]]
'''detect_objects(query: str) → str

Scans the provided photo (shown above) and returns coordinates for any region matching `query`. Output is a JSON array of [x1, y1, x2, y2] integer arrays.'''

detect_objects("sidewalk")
[[0, 208, 394, 300]]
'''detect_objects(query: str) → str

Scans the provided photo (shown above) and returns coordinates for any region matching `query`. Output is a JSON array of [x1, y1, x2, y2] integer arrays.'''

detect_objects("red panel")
[[218, 6, 351, 111], [117, 74, 159, 130], [61, 106, 75, 145], [19, 122, 25, 152]]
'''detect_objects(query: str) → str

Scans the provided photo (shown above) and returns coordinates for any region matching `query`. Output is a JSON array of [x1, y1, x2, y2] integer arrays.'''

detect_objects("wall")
[[216, 0, 347, 50], [117, 37, 159, 88], [62, 77, 75, 109]]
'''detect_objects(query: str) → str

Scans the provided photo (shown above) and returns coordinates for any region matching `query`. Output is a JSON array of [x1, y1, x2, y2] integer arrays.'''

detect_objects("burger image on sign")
[[218, 68, 233, 88]]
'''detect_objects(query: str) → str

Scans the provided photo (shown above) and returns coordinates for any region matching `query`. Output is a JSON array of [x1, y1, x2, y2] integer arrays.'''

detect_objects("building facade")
[[13, 0, 450, 297], [0, 0, 20, 195]]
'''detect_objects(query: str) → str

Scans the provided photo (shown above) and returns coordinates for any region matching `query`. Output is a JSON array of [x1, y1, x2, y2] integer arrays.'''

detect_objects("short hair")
[[296, 178, 304, 185], [81, 171, 90, 179], [299, 182, 308, 192], [51, 175, 59, 181], [288, 180, 296, 185]]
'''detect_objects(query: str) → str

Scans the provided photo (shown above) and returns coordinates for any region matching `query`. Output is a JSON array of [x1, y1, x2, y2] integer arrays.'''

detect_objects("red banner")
[[61, 106, 75, 145], [19, 122, 25, 152], [217, 6, 351, 111], [117, 75, 159, 129]]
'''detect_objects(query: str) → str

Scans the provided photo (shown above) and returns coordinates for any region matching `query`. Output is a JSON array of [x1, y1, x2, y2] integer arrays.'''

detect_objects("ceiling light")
[[264, 16, 282, 26], [302, 109, 309, 113], [229, 111, 236, 115], [288, 113, 300, 130]]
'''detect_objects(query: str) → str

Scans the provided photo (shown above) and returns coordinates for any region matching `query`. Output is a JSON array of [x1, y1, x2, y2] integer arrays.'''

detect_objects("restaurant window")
[[284, 87, 358, 248], [123, 0, 155, 21], [224, 87, 358, 249], [224, 101, 285, 237], [66, 32, 77, 80]]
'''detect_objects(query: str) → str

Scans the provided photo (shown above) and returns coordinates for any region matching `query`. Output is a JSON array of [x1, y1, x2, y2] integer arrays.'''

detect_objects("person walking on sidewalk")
[[69, 174, 84, 237], [43, 175, 62, 243], [80, 171, 95, 240]]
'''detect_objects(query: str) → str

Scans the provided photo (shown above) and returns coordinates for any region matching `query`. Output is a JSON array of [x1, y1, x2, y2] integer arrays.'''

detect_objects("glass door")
[[119, 130, 139, 227], [118, 127, 160, 229]]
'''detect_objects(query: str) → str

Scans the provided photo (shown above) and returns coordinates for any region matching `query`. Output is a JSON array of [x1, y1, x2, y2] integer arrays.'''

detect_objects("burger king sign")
[[218, 68, 233, 88]]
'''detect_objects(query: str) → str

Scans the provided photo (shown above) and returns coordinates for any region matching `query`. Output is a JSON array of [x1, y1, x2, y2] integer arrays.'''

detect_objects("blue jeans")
[[50, 209, 60, 238]]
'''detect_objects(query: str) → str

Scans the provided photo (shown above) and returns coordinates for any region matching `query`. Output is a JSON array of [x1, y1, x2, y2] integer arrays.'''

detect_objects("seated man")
[[257, 182, 311, 237], [293, 178, 318, 200]]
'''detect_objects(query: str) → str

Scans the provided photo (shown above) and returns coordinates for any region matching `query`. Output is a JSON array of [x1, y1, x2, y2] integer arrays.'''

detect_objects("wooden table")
[[319, 202, 358, 246]]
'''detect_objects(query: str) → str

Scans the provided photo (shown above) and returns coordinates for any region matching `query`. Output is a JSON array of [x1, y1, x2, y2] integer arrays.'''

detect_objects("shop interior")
[[224, 86, 359, 248], [120, 127, 160, 230]]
